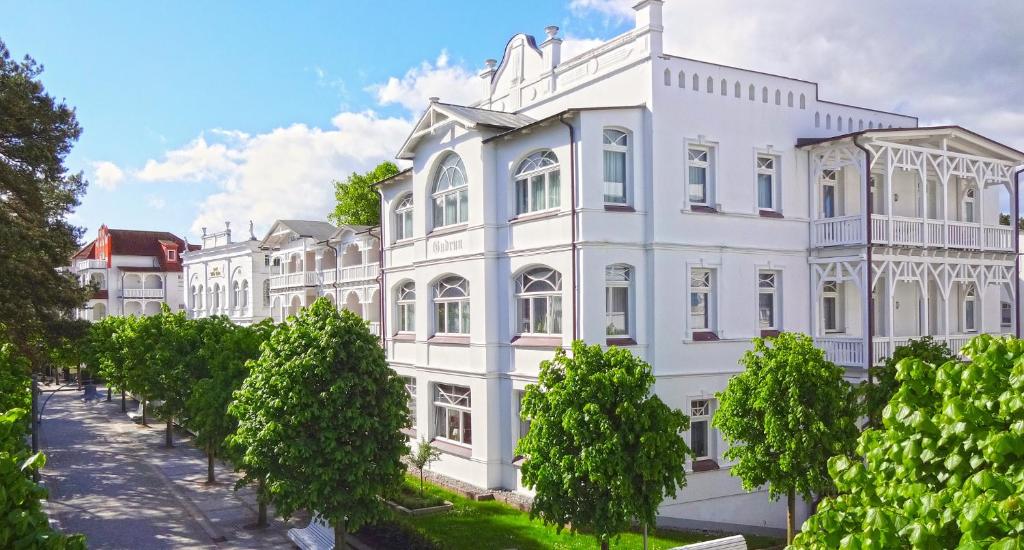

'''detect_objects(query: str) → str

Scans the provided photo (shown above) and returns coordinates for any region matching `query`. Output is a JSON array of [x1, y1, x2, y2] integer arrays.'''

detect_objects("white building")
[[375, 1, 1024, 534], [70, 225, 194, 320], [182, 222, 271, 325], [260, 220, 381, 334]]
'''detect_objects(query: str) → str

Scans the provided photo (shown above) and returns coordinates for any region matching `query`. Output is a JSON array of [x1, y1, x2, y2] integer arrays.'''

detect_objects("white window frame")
[[822, 281, 843, 334], [962, 186, 977, 223], [431, 153, 469, 230], [689, 398, 715, 461], [758, 270, 779, 331], [403, 376, 417, 429], [394, 194, 414, 241], [433, 383, 472, 446], [1001, 300, 1012, 328], [515, 268, 563, 336], [602, 128, 630, 206], [684, 138, 718, 209], [396, 281, 416, 333], [755, 152, 780, 212], [166, 249, 176, 261], [605, 264, 633, 338], [689, 267, 716, 335], [514, 151, 561, 216], [820, 169, 838, 219], [433, 276, 470, 335], [963, 283, 978, 333]]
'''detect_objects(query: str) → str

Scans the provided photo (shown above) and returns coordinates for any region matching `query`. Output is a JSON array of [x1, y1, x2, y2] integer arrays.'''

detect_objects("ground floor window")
[[433, 383, 472, 445], [403, 376, 417, 429], [690, 399, 714, 461]]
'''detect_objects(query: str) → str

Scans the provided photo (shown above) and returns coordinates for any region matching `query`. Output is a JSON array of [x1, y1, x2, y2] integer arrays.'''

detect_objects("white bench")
[[127, 401, 144, 421], [288, 513, 335, 550], [671, 535, 747, 550]]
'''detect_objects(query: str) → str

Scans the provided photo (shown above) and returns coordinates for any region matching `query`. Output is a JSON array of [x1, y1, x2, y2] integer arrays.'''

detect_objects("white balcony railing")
[[812, 216, 864, 247], [816, 336, 866, 367], [76, 259, 106, 271], [867, 215, 1013, 252], [320, 270, 337, 285], [823, 333, 1012, 368], [123, 288, 164, 299], [269, 271, 319, 290], [368, 322, 380, 337], [339, 262, 380, 283]]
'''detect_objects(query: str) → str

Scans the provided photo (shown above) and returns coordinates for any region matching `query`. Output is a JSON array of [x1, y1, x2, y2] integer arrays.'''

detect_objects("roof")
[[107, 229, 188, 257], [796, 125, 1024, 161], [260, 219, 337, 249], [397, 102, 535, 160], [373, 167, 412, 187], [117, 266, 166, 273], [482, 105, 645, 144], [72, 241, 95, 260]]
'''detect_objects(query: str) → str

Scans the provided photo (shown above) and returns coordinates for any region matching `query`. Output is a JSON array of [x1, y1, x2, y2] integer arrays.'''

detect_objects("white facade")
[[260, 220, 381, 334], [376, 0, 1024, 534], [182, 223, 271, 325]]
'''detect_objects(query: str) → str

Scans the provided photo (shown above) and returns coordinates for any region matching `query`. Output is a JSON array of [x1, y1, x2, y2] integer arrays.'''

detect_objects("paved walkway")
[[38, 385, 300, 549]]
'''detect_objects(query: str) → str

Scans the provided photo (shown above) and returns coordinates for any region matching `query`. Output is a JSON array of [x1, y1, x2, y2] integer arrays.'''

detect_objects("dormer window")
[[166, 249, 177, 262], [432, 153, 469, 230]]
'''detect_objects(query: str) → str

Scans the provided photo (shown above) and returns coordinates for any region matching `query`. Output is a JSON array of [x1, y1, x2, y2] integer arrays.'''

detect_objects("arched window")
[[774, 89, 781, 105], [433, 276, 469, 335], [198, 285, 205, 309], [762, 87, 769, 103], [394, 194, 414, 241], [848, 117, 853, 131], [692, 73, 700, 91], [514, 150, 560, 214], [720, 78, 727, 96], [962, 187, 977, 222], [799, 93, 806, 109], [963, 283, 977, 332], [663, 68, 671, 86], [602, 129, 630, 205], [431, 153, 468, 229], [748, 84, 755, 101], [605, 265, 633, 338], [734, 81, 741, 98], [211, 284, 220, 311], [262, 281, 270, 307], [678, 70, 685, 88], [232, 281, 241, 309], [826, 114, 832, 129], [515, 268, 562, 335], [787, 91, 794, 107], [240, 280, 249, 309], [396, 281, 416, 333], [838, 117, 843, 132], [190, 285, 198, 310], [706, 76, 714, 93], [815, 112, 821, 128]]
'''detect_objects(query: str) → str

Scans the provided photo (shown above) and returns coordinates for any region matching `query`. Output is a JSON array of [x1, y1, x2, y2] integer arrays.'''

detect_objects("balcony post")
[[941, 170, 950, 248], [885, 150, 894, 243]]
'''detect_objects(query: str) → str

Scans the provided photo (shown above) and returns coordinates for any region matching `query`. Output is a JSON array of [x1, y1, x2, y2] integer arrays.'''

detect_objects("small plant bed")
[[387, 477, 453, 516], [395, 477, 782, 549]]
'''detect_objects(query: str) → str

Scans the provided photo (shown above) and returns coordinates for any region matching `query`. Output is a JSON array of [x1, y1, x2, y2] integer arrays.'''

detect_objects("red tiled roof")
[[72, 241, 96, 260], [108, 229, 186, 257]]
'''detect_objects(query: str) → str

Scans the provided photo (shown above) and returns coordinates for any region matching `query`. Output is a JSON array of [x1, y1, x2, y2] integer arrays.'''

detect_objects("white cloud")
[[146, 195, 166, 210], [91, 161, 125, 190], [370, 50, 480, 113], [570, 0, 1024, 149], [561, 36, 607, 63], [135, 134, 242, 183]]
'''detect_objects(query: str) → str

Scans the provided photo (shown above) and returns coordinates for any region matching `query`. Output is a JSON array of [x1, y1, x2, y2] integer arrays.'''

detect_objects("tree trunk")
[[643, 523, 648, 550], [787, 487, 797, 544], [256, 478, 268, 527], [600, 538, 609, 550], [142, 399, 148, 426], [206, 451, 216, 484], [165, 418, 174, 447], [420, 470, 425, 496], [107, 385, 112, 401], [121, 389, 126, 413], [334, 520, 346, 549]]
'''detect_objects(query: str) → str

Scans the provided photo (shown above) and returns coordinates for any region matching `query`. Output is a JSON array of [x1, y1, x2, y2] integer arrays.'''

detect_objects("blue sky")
[[3, 1, 1022, 243]]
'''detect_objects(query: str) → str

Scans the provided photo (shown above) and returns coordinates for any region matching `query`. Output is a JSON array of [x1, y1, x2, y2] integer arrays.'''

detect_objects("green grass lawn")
[[399, 476, 782, 550]]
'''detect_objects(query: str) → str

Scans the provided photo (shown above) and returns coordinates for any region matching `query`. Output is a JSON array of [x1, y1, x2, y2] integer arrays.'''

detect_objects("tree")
[[714, 333, 859, 544], [0, 39, 89, 361], [328, 161, 400, 226], [407, 438, 441, 496], [147, 305, 204, 448], [515, 341, 691, 550], [87, 317, 129, 408], [0, 335, 31, 415], [47, 319, 90, 388], [185, 317, 272, 483], [120, 315, 158, 426], [793, 334, 1024, 548], [860, 336, 955, 429], [229, 299, 408, 542]]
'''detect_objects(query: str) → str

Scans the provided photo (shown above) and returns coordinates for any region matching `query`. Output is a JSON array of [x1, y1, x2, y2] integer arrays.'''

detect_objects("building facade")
[[70, 225, 195, 321], [182, 222, 272, 325], [375, 0, 1024, 533]]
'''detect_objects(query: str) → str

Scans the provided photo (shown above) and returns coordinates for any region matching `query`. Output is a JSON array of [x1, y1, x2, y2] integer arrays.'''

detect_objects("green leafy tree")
[[87, 316, 129, 408], [515, 341, 691, 550], [714, 333, 859, 544], [147, 305, 204, 448], [0, 337, 31, 416], [229, 299, 408, 542], [0, 39, 89, 361], [120, 315, 158, 426], [328, 161, 400, 226], [793, 335, 1024, 548], [185, 317, 272, 483], [47, 319, 90, 388], [860, 336, 955, 429], [408, 438, 441, 496]]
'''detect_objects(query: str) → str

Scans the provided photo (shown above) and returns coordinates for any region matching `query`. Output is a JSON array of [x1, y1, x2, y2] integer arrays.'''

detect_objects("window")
[[758, 271, 778, 330], [433, 384, 471, 445], [821, 170, 837, 218], [396, 281, 416, 333], [514, 151, 560, 214], [605, 265, 632, 337], [663, 68, 671, 86], [232, 281, 241, 309], [262, 280, 270, 307], [403, 376, 417, 428], [1002, 301, 1012, 328], [516, 390, 531, 442], [515, 268, 562, 335], [433, 276, 469, 335], [720, 78, 727, 96], [395, 194, 414, 241], [756, 155, 778, 211], [962, 187, 976, 223], [432, 153, 469, 229], [964, 284, 977, 332], [688, 146, 712, 206], [166, 249, 176, 261], [240, 281, 248, 309], [602, 129, 629, 205], [690, 268, 715, 333], [690, 399, 713, 460], [823, 281, 841, 333]]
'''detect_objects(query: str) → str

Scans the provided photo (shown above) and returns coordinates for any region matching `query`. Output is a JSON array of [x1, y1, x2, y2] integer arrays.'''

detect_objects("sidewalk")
[[38, 385, 300, 549]]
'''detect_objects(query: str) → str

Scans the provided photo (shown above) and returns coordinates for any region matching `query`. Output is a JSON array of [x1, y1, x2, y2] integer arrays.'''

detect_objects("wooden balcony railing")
[[816, 215, 1014, 252]]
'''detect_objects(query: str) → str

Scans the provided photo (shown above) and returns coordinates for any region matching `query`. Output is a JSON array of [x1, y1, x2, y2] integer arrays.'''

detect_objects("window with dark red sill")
[[691, 459, 720, 472], [758, 209, 784, 218], [690, 205, 718, 214], [692, 331, 719, 342]]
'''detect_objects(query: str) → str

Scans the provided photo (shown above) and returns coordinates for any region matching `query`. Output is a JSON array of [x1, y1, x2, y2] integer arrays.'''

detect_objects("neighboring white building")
[[70, 225, 195, 321], [375, 1, 1024, 534], [182, 222, 271, 325], [259, 220, 382, 334]]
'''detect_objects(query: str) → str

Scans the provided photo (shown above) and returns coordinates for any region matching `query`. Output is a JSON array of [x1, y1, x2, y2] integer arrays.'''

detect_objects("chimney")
[[540, 26, 562, 72], [479, 59, 497, 102], [633, 0, 664, 55]]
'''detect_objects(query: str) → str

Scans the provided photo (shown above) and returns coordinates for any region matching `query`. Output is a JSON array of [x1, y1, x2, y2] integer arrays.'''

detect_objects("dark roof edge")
[[796, 125, 1024, 158], [372, 167, 413, 188], [482, 104, 646, 144]]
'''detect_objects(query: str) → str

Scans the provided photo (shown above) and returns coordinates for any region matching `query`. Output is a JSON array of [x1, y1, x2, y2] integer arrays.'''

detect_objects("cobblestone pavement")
[[38, 385, 301, 549]]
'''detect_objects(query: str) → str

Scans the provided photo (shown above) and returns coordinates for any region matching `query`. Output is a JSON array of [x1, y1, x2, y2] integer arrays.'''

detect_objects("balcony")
[[76, 259, 106, 271], [818, 333, 1011, 368], [339, 262, 380, 284], [269, 271, 319, 290], [123, 288, 164, 299], [812, 215, 1014, 252]]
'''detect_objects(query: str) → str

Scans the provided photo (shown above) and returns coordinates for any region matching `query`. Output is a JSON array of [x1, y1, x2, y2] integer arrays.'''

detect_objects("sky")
[[2, 0, 1022, 243]]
